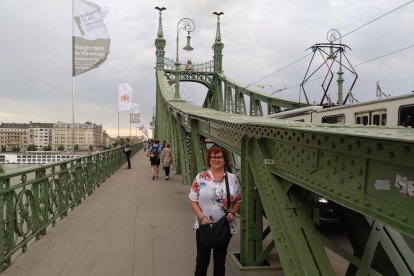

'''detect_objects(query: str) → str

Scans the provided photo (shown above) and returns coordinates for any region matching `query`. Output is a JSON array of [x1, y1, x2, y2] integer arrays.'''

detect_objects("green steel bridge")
[[153, 11, 414, 276]]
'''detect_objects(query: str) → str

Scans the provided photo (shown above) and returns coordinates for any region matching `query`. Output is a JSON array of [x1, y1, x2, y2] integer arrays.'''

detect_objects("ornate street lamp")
[[174, 18, 195, 99]]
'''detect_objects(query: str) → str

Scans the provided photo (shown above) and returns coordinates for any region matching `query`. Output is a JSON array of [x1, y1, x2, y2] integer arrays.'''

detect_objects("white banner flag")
[[72, 0, 110, 76], [130, 113, 141, 123], [118, 83, 133, 112], [130, 103, 140, 114]]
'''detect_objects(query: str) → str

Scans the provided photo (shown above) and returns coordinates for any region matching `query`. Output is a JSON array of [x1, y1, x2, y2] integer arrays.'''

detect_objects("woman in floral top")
[[189, 145, 242, 276]]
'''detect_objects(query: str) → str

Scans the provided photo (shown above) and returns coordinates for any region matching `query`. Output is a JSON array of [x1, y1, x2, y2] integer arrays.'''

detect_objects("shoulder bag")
[[199, 172, 232, 248]]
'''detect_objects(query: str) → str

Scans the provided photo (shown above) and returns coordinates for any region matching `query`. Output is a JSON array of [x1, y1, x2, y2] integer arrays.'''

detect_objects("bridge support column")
[[240, 136, 264, 266], [176, 114, 192, 184], [171, 114, 181, 174], [190, 121, 208, 173]]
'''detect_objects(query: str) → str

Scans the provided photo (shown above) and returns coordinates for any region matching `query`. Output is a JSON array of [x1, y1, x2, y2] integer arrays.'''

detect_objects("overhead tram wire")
[[239, 53, 313, 92], [340, 0, 414, 39], [269, 43, 414, 98], [240, 1, 414, 96], [354, 44, 414, 67]]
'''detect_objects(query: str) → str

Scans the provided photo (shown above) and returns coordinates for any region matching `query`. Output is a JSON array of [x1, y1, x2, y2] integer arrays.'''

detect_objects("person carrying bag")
[[189, 145, 242, 276]]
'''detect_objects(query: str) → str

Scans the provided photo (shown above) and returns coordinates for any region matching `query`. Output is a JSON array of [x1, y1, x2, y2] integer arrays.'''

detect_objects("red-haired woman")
[[189, 145, 242, 276]]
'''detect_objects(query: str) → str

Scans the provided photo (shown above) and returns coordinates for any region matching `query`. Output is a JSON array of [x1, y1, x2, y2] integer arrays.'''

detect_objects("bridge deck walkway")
[[2, 150, 283, 276]]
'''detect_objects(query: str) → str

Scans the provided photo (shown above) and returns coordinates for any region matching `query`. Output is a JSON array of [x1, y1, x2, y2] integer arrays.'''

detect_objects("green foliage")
[[57, 145, 64, 151], [89, 145, 93, 150], [43, 145, 52, 151], [112, 141, 119, 147], [119, 138, 125, 146], [27, 144, 37, 151], [74, 144, 79, 151], [12, 146, 20, 152], [1, 145, 6, 152]]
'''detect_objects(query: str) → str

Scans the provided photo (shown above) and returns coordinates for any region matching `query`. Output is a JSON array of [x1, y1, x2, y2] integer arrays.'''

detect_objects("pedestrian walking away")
[[189, 145, 242, 276], [123, 138, 132, 169], [143, 140, 147, 152], [149, 139, 162, 180], [161, 142, 176, 180]]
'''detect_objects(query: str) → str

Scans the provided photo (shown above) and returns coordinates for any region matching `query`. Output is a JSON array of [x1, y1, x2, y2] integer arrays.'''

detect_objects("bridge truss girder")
[[155, 69, 414, 275]]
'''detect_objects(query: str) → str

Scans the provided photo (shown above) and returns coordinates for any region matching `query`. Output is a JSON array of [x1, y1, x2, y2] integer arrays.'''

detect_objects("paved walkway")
[[3, 150, 283, 276]]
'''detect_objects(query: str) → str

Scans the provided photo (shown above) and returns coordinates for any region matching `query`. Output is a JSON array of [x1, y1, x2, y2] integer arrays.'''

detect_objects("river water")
[[1, 164, 38, 173]]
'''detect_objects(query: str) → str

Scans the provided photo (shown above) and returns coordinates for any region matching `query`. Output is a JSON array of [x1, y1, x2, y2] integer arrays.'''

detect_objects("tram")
[[266, 92, 414, 128]]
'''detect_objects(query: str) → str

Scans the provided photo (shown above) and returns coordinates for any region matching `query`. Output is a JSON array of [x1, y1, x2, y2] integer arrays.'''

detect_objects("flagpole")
[[118, 112, 119, 138], [72, 76, 75, 157]]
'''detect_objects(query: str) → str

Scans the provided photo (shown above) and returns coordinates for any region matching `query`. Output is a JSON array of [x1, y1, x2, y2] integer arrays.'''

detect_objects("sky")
[[1, 0, 414, 138]]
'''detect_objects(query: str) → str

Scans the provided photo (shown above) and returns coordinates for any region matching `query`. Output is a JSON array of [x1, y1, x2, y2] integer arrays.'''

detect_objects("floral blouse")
[[189, 170, 242, 234]]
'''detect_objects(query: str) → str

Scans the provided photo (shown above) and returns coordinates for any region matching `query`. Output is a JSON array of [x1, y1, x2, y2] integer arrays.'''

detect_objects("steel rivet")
[[388, 210, 394, 217], [364, 200, 370, 206], [376, 205, 382, 211], [348, 173, 354, 179], [345, 193, 349, 199], [353, 197, 359, 203], [339, 178, 344, 184], [402, 216, 408, 222], [358, 169, 363, 175], [357, 183, 362, 190]]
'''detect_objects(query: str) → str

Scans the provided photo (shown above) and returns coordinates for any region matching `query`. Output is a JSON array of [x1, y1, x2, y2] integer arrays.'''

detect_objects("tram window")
[[295, 119, 305, 122], [399, 105, 414, 128], [356, 117, 361, 124], [362, 116, 369, 126], [381, 113, 387, 126], [373, 114, 380, 126], [322, 114, 345, 124]]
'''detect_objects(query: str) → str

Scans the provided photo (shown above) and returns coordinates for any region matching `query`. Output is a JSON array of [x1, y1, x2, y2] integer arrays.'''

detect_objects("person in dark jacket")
[[123, 138, 132, 169]]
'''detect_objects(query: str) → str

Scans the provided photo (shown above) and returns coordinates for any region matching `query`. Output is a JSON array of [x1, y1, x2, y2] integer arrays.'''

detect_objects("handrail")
[[0, 143, 143, 271]]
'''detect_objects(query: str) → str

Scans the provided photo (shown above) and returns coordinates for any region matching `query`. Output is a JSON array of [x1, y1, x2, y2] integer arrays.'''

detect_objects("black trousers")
[[125, 151, 131, 168], [165, 166, 170, 176], [195, 229, 231, 276]]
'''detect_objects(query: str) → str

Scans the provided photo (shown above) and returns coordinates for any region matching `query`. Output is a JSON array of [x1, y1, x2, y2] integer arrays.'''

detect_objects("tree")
[[43, 145, 52, 151], [1, 145, 6, 152], [89, 145, 93, 151], [112, 141, 119, 147], [12, 146, 20, 152], [74, 144, 79, 151], [58, 145, 64, 151], [27, 144, 37, 151], [119, 138, 125, 146]]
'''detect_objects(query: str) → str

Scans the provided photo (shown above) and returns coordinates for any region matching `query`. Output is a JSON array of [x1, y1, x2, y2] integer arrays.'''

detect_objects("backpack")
[[149, 145, 159, 159]]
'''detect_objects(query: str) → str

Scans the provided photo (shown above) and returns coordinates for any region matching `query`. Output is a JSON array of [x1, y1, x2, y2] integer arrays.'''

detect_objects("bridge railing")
[[156, 69, 414, 275], [0, 143, 142, 272], [163, 57, 214, 72]]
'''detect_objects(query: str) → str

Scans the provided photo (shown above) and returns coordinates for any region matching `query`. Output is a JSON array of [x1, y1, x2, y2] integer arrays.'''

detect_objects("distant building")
[[52, 121, 109, 151], [0, 123, 29, 151], [28, 121, 54, 150], [0, 121, 113, 152]]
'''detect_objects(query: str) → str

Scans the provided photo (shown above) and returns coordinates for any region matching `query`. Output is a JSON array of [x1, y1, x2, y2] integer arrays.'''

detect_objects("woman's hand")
[[227, 212, 235, 222], [200, 216, 212, 225]]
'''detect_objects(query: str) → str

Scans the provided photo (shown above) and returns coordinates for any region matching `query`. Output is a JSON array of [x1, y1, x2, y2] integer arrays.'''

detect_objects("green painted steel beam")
[[217, 73, 308, 110]]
